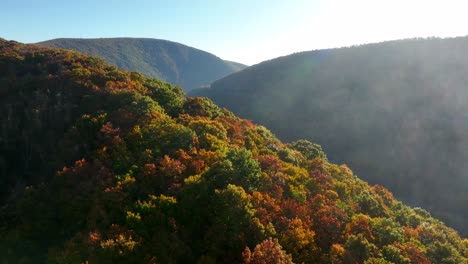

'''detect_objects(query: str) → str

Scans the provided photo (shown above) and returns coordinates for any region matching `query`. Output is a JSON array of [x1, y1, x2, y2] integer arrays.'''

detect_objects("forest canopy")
[[0, 39, 467, 263]]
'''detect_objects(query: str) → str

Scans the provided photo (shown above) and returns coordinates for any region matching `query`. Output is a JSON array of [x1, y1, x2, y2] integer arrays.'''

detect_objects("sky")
[[2, 0, 468, 65]]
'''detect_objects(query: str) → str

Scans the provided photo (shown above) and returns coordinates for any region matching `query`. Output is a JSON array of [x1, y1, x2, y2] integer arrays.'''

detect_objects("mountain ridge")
[[36, 37, 247, 91]]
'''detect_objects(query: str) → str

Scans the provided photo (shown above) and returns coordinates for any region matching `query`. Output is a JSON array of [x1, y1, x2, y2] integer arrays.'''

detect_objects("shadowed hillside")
[[37, 38, 246, 91], [191, 36, 468, 235]]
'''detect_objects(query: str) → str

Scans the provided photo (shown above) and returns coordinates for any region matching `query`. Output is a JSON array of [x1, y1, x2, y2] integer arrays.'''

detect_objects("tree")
[[344, 234, 379, 263], [289, 139, 327, 161], [345, 214, 375, 241], [279, 217, 318, 262], [381, 245, 411, 264], [205, 184, 264, 261], [371, 218, 405, 247], [205, 148, 262, 191], [426, 241, 465, 264], [243, 238, 293, 264]]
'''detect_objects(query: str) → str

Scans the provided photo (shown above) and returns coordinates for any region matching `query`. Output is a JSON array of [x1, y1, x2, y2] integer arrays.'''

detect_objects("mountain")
[[36, 37, 246, 91], [1, 40, 466, 263], [224, 60, 248, 71], [190, 36, 468, 235]]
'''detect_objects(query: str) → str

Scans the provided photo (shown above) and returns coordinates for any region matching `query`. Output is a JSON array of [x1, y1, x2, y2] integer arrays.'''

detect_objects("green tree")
[[289, 139, 327, 160], [426, 241, 465, 264]]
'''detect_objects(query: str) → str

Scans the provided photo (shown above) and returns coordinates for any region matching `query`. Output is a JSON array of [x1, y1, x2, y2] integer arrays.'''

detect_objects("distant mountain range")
[[37, 38, 246, 91], [191, 36, 468, 235]]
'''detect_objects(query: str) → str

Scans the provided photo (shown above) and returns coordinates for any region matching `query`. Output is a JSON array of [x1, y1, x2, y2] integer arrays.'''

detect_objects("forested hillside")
[[0, 39, 467, 263], [191, 37, 468, 235], [37, 38, 246, 91]]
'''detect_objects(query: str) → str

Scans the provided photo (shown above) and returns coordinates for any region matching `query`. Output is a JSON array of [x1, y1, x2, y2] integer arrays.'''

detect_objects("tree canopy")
[[0, 39, 466, 263]]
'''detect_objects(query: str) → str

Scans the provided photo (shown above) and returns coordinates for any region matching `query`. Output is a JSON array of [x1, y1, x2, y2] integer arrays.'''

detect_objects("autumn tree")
[[243, 238, 293, 264]]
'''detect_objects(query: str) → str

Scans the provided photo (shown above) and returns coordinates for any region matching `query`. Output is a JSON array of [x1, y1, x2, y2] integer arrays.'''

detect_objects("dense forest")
[[191, 37, 468, 235], [0, 39, 467, 263], [37, 38, 246, 91]]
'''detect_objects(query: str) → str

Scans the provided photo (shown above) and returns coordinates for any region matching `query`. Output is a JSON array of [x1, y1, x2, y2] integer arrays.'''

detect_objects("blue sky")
[[2, 0, 468, 65]]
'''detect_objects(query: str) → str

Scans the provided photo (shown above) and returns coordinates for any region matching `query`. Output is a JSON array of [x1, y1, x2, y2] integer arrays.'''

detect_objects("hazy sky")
[[2, 0, 468, 65]]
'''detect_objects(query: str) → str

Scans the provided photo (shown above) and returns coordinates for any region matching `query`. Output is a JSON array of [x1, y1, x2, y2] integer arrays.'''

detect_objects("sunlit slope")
[[190, 36, 468, 235], [37, 37, 246, 91], [0, 39, 466, 263]]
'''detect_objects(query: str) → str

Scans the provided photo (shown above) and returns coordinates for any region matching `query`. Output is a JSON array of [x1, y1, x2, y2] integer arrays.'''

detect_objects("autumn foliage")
[[0, 40, 466, 263]]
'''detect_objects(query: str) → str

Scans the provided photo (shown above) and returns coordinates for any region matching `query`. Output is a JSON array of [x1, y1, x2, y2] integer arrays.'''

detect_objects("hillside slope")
[[0, 40, 466, 263], [190, 36, 468, 235], [37, 37, 246, 91]]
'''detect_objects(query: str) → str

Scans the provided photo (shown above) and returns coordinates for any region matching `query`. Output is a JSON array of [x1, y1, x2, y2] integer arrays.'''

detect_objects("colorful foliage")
[[0, 40, 466, 263]]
